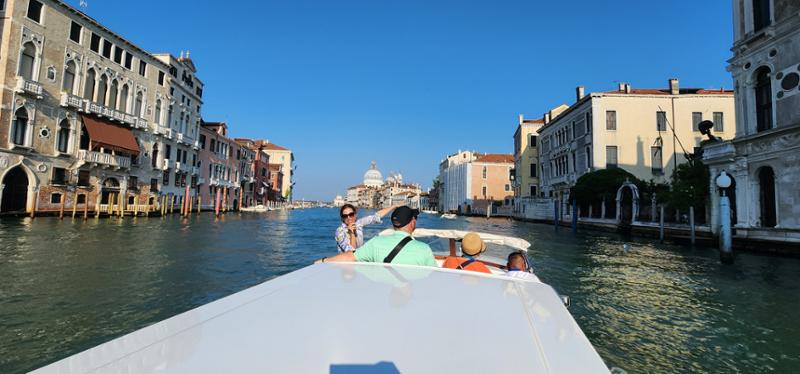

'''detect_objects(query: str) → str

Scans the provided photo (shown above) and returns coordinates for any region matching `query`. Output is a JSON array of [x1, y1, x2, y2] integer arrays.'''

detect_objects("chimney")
[[576, 86, 585, 101], [669, 78, 679, 95], [618, 83, 626, 93], [625, 83, 631, 94], [518, 114, 524, 125], [543, 113, 550, 124]]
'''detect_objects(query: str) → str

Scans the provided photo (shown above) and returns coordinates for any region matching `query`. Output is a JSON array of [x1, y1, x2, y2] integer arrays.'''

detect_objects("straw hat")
[[462, 232, 486, 256]]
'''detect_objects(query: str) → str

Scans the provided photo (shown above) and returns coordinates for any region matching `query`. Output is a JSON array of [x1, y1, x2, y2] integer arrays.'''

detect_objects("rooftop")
[[475, 154, 514, 164]]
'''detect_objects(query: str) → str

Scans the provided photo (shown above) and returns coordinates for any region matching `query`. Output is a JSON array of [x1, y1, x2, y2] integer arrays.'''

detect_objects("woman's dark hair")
[[340, 204, 357, 217]]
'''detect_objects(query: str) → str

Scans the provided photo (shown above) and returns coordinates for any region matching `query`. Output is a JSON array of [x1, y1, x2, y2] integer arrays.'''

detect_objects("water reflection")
[[1, 209, 799, 373]]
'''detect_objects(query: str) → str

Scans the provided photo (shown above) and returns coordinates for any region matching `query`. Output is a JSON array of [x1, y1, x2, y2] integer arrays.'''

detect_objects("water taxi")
[[30, 230, 608, 373]]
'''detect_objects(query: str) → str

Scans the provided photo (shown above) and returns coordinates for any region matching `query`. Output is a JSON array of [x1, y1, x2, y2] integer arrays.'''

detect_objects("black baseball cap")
[[391, 206, 419, 228]]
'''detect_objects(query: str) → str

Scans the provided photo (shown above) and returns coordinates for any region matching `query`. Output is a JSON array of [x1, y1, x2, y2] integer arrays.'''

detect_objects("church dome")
[[363, 161, 384, 187]]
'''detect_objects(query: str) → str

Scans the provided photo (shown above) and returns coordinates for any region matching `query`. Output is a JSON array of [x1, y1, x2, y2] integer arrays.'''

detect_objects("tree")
[[570, 168, 643, 206], [665, 160, 709, 211]]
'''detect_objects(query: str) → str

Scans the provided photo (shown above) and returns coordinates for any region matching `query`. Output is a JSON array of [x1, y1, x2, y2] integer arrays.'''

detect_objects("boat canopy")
[[379, 228, 530, 252]]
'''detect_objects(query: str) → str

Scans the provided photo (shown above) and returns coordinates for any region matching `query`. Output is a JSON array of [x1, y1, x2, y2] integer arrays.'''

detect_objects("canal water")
[[1, 208, 798, 373]]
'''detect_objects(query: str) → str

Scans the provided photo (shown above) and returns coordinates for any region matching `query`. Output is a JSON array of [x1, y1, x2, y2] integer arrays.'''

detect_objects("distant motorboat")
[[441, 213, 457, 219], [240, 205, 269, 213], [421, 210, 438, 214]]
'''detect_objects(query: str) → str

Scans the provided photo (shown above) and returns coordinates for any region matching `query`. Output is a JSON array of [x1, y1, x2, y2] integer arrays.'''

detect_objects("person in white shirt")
[[506, 251, 541, 283]]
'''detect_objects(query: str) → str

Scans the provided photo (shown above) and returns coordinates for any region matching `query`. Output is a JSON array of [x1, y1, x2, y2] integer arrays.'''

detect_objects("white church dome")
[[363, 161, 384, 187]]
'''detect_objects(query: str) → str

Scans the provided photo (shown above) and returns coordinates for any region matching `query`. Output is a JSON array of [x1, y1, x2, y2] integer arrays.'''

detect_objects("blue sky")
[[67, 0, 734, 201]]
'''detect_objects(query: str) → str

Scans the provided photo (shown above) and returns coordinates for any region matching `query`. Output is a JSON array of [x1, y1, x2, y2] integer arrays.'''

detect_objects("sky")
[[66, 0, 734, 201]]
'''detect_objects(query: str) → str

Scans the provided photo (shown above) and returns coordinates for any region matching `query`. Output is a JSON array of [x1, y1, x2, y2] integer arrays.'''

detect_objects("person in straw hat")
[[442, 232, 491, 274]]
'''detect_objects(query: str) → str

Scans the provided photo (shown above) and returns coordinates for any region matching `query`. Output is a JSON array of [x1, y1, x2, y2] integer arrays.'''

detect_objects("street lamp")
[[716, 171, 733, 264]]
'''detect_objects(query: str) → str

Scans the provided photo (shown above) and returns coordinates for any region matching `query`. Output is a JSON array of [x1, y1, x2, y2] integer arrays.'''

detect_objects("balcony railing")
[[60, 93, 84, 109], [176, 162, 192, 173], [176, 133, 185, 143], [15, 77, 43, 98], [78, 150, 130, 169], [193, 140, 200, 150]]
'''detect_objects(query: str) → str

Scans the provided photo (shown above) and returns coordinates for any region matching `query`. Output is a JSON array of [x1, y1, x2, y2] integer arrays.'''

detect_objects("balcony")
[[60, 93, 85, 110], [193, 140, 200, 150], [15, 77, 43, 98], [176, 132, 185, 144], [192, 166, 200, 175], [162, 159, 172, 170], [702, 141, 736, 163], [176, 162, 192, 173], [137, 117, 149, 130], [210, 177, 220, 186], [77, 150, 130, 169]]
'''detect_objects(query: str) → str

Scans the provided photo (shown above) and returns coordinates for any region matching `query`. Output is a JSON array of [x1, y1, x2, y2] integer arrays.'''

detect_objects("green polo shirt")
[[354, 231, 437, 267]]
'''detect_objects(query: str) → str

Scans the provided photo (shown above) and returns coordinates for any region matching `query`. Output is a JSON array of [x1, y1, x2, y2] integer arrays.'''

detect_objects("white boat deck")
[[31, 262, 608, 373]]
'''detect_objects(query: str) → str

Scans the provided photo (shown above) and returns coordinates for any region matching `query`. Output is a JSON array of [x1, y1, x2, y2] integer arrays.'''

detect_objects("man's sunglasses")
[[341, 212, 356, 219]]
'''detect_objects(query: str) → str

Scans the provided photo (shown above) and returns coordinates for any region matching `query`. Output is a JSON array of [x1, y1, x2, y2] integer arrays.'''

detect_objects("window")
[[586, 147, 592, 169], [482, 186, 487, 197], [755, 67, 772, 132], [163, 170, 170, 184], [158, 71, 165, 85], [606, 146, 618, 168], [505, 184, 510, 192], [84, 69, 95, 99], [651, 146, 663, 175], [656, 111, 667, 131], [199, 134, 206, 149], [210, 139, 215, 152], [69, 22, 82, 43], [114, 47, 123, 64], [97, 74, 108, 105], [753, 0, 771, 32], [713, 112, 724, 132], [18, 42, 36, 80], [151, 144, 159, 168], [134, 91, 143, 116], [52, 167, 67, 185], [77, 194, 86, 204], [138, 60, 147, 77], [482, 166, 487, 179], [57, 119, 70, 153], [529, 135, 537, 148], [128, 176, 138, 191], [102, 40, 112, 59], [77, 170, 91, 186], [119, 84, 129, 113], [530, 185, 537, 196], [692, 112, 702, 131], [50, 193, 62, 204], [124, 52, 132, 69], [90, 33, 101, 53], [606, 110, 616, 130], [62, 61, 76, 94], [150, 178, 159, 193], [176, 149, 182, 164], [108, 80, 118, 110], [585, 112, 592, 133], [11, 108, 28, 146], [165, 144, 172, 160], [154, 100, 162, 124], [174, 171, 180, 187], [26, 0, 42, 23], [530, 163, 537, 178]]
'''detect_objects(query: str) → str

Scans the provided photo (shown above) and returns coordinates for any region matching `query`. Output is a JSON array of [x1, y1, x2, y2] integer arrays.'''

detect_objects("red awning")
[[81, 115, 140, 155]]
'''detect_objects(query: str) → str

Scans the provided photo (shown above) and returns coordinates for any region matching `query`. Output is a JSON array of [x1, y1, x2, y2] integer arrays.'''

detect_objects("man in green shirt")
[[316, 206, 437, 267]]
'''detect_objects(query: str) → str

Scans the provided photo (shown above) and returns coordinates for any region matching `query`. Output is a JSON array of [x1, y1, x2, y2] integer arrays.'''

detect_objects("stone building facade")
[[197, 122, 240, 211], [512, 115, 544, 212], [0, 0, 202, 215], [704, 0, 800, 244], [538, 80, 735, 217]]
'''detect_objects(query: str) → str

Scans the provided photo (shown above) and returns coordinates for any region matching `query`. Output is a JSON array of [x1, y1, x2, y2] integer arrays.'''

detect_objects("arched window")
[[11, 108, 28, 146], [97, 74, 108, 105], [754, 67, 773, 132], [758, 167, 776, 228], [109, 80, 118, 110], [57, 118, 70, 153], [119, 84, 129, 113], [84, 68, 96, 100], [62, 61, 76, 94], [167, 104, 173, 126], [151, 143, 159, 168], [18, 42, 36, 80], [154, 99, 162, 124], [134, 91, 143, 117], [79, 124, 90, 150]]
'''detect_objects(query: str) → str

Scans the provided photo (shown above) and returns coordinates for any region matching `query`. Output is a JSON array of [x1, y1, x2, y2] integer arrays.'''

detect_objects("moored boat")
[[440, 213, 457, 219]]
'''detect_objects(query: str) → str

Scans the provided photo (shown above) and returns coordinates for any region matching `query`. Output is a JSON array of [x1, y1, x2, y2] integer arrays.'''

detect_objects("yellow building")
[[538, 79, 736, 209]]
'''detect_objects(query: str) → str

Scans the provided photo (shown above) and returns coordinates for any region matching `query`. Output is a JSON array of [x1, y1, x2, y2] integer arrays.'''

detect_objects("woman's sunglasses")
[[341, 212, 356, 219]]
